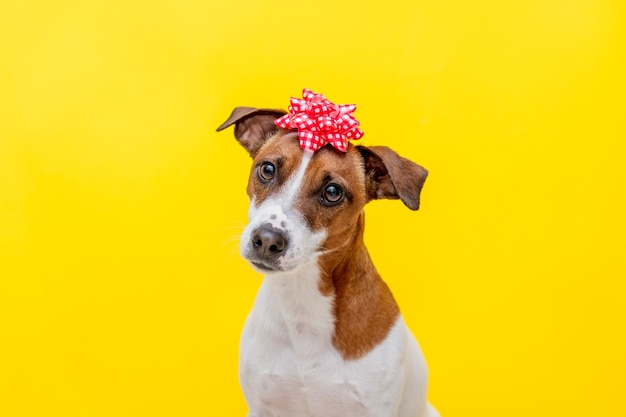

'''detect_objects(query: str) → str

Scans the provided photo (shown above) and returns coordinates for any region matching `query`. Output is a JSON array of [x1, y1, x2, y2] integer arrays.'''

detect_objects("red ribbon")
[[274, 88, 364, 152]]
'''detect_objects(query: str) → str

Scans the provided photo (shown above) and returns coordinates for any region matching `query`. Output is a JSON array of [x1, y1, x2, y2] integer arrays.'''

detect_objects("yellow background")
[[1, 0, 625, 416]]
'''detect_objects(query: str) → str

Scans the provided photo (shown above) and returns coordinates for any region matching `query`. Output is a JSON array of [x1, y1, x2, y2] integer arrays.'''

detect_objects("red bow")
[[274, 88, 364, 152]]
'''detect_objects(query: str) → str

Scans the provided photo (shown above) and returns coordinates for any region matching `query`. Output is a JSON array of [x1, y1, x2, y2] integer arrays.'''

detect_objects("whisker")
[[216, 220, 245, 248], [318, 235, 353, 257], [220, 221, 246, 232]]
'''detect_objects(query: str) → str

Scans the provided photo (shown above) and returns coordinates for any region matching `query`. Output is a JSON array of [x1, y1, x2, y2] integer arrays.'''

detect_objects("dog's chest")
[[239, 269, 407, 417]]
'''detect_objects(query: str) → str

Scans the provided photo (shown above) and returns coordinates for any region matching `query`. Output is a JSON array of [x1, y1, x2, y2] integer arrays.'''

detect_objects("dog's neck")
[[265, 211, 400, 360]]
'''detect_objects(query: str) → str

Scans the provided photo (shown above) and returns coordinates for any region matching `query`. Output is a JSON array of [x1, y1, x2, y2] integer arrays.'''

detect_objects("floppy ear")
[[357, 146, 428, 210], [216, 107, 287, 157]]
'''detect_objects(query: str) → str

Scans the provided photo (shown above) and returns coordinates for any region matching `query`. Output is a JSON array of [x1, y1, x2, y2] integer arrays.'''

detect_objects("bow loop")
[[274, 88, 364, 152]]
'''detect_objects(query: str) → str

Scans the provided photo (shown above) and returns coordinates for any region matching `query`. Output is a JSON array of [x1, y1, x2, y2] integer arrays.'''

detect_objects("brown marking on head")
[[291, 145, 368, 243], [245, 132, 304, 206]]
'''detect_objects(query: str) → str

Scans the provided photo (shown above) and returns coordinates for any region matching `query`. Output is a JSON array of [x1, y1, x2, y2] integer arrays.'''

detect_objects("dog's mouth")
[[249, 260, 282, 273]]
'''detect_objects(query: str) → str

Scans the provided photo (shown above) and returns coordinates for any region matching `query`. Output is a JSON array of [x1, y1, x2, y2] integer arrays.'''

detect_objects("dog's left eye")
[[321, 184, 344, 205], [258, 162, 276, 183]]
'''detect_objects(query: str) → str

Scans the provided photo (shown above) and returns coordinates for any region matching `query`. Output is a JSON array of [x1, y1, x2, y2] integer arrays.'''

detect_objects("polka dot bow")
[[274, 88, 364, 152]]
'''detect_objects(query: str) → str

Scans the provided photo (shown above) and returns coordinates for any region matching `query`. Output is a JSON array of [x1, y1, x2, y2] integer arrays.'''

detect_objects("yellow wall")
[[1, 0, 624, 416]]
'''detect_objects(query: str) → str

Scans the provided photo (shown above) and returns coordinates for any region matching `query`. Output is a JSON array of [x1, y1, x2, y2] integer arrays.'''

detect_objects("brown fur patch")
[[246, 133, 303, 206]]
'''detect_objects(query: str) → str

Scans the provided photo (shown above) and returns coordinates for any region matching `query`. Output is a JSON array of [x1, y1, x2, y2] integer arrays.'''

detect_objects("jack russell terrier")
[[216, 90, 439, 417]]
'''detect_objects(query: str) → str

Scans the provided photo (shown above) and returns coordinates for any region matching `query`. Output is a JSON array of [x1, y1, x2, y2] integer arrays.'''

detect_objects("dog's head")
[[217, 107, 428, 275]]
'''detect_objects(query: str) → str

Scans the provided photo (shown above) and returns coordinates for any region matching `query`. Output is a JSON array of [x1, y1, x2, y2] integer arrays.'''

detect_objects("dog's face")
[[217, 107, 428, 275], [241, 132, 369, 274]]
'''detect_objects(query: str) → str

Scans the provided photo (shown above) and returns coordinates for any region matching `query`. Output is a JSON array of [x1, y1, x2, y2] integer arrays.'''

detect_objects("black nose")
[[251, 224, 288, 258]]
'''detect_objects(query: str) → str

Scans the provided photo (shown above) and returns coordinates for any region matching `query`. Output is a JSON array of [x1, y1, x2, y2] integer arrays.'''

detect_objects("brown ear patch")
[[357, 145, 428, 210], [216, 107, 287, 157]]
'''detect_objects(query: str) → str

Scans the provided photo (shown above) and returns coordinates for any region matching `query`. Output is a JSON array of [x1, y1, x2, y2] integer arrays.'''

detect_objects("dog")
[[217, 104, 439, 417]]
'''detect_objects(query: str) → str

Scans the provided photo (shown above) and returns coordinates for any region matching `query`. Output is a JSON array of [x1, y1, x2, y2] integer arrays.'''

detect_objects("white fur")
[[239, 150, 439, 417], [240, 151, 321, 273], [239, 269, 437, 417]]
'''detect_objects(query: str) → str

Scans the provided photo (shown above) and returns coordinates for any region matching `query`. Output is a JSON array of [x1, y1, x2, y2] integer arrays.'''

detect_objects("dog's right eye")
[[258, 162, 276, 183]]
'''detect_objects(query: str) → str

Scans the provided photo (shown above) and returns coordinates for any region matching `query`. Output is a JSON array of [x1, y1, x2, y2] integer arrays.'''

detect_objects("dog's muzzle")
[[247, 223, 289, 272]]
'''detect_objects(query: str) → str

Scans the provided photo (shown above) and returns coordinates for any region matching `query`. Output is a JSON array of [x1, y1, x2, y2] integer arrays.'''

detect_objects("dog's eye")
[[258, 162, 276, 183], [321, 184, 344, 206]]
